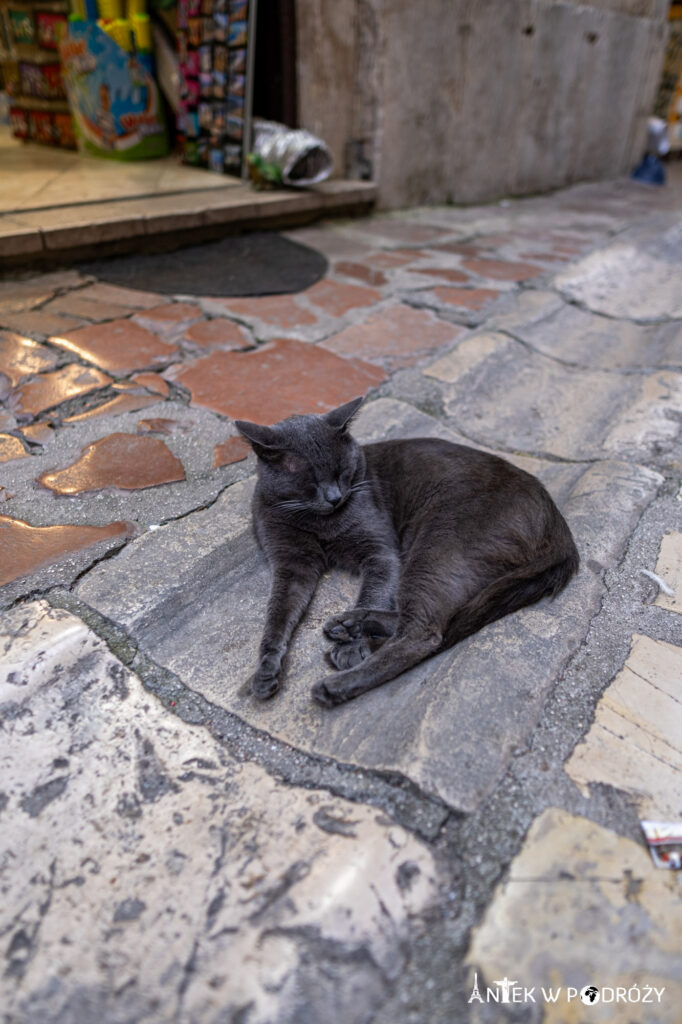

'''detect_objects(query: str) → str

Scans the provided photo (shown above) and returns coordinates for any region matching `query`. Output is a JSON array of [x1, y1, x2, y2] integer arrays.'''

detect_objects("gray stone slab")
[[76, 400, 662, 812], [0, 601, 438, 1024], [555, 219, 682, 321], [490, 289, 682, 370], [423, 331, 682, 461]]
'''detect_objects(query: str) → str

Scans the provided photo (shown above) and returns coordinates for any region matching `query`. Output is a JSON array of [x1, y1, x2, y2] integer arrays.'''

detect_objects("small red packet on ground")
[[640, 820, 682, 869]]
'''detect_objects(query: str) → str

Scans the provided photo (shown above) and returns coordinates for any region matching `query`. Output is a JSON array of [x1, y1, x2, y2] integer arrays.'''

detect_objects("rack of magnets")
[[176, 0, 255, 176]]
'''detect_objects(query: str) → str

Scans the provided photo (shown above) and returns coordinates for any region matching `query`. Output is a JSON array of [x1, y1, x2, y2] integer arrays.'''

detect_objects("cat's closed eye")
[[282, 453, 308, 474]]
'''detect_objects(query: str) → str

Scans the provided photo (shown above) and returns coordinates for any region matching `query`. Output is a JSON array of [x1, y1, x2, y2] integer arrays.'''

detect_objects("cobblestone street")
[[1, 170, 681, 1023]]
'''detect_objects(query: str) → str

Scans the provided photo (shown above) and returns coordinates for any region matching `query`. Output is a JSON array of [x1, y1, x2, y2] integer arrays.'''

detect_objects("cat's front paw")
[[312, 678, 348, 708], [323, 612, 362, 642], [251, 654, 281, 700], [329, 639, 370, 670]]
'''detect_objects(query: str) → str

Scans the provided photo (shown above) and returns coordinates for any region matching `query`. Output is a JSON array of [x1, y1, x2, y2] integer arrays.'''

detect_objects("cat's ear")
[[234, 419, 282, 460], [324, 396, 364, 431]]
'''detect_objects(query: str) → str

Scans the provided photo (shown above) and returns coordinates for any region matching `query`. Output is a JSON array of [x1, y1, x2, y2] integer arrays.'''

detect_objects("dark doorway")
[[253, 0, 298, 128]]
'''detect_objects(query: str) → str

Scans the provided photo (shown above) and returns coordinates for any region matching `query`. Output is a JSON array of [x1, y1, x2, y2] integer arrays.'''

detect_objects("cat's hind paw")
[[323, 608, 398, 643], [312, 678, 348, 707], [328, 638, 371, 670]]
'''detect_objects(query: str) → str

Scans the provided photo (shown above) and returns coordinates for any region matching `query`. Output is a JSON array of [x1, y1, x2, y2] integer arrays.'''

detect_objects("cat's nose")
[[323, 484, 343, 506]]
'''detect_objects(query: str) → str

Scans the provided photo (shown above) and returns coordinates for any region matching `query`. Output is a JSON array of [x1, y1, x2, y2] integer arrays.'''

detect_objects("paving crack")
[[371, 470, 675, 1023], [422, 414, 602, 465], [496, 327, 682, 376], [552, 288, 682, 327], [44, 588, 452, 842]]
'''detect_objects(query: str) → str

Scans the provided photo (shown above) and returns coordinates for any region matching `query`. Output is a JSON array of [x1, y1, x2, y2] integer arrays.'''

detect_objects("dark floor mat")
[[78, 232, 328, 297]]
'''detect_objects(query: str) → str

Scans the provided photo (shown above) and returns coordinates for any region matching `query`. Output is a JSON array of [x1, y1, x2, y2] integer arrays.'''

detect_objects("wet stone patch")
[[10, 364, 112, 421], [37, 433, 186, 496], [168, 337, 386, 423], [0, 516, 136, 589], [49, 320, 180, 375], [0, 434, 27, 462], [213, 435, 250, 467], [183, 317, 251, 350], [0, 331, 59, 387]]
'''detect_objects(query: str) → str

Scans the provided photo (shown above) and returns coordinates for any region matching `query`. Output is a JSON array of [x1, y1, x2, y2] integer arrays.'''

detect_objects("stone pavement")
[[1, 171, 681, 1023]]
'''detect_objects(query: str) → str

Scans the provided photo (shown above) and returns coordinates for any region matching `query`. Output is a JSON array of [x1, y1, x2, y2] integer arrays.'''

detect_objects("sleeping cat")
[[235, 397, 579, 707]]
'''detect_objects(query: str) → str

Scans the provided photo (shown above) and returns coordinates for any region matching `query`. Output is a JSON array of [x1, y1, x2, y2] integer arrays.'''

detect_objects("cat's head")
[[235, 396, 364, 515]]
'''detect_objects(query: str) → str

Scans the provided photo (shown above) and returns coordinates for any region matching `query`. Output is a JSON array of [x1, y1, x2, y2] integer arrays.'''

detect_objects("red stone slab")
[[38, 433, 185, 495], [413, 267, 470, 284], [0, 434, 28, 463], [321, 304, 467, 371], [213, 436, 250, 467], [0, 515, 136, 587], [140, 303, 203, 322], [184, 318, 251, 350], [42, 294, 138, 322], [334, 262, 388, 287], [64, 394, 160, 422], [50, 320, 179, 375], [0, 331, 59, 387], [169, 338, 386, 424], [117, 372, 170, 397], [430, 287, 500, 310], [366, 250, 426, 270], [137, 418, 191, 435], [303, 279, 382, 317], [0, 310, 90, 337], [462, 258, 542, 281], [10, 364, 112, 419], [430, 242, 485, 257], [519, 251, 571, 263], [214, 295, 318, 329], [19, 422, 55, 444], [75, 283, 165, 309]]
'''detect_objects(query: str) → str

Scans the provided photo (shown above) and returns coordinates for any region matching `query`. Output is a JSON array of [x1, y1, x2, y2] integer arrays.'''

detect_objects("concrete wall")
[[296, 0, 668, 208]]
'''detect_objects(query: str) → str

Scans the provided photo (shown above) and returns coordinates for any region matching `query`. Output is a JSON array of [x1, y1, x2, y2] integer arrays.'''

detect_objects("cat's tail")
[[441, 543, 580, 649]]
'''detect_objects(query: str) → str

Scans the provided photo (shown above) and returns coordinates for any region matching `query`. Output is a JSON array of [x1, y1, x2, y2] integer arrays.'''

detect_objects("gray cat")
[[235, 397, 579, 707]]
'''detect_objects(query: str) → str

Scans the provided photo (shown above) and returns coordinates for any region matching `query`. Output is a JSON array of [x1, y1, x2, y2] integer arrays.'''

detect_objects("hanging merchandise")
[[0, 0, 76, 147], [57, 0, 168, 158], [175, 0, 255, 176]]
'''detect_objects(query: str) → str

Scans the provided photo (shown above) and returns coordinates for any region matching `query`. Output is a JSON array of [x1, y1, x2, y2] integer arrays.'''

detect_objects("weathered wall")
[[296, 0, 668, 208]]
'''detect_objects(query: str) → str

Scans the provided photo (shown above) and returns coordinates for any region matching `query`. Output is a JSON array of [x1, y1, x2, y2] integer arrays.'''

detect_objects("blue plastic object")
[[631, 154, 666, 186]]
